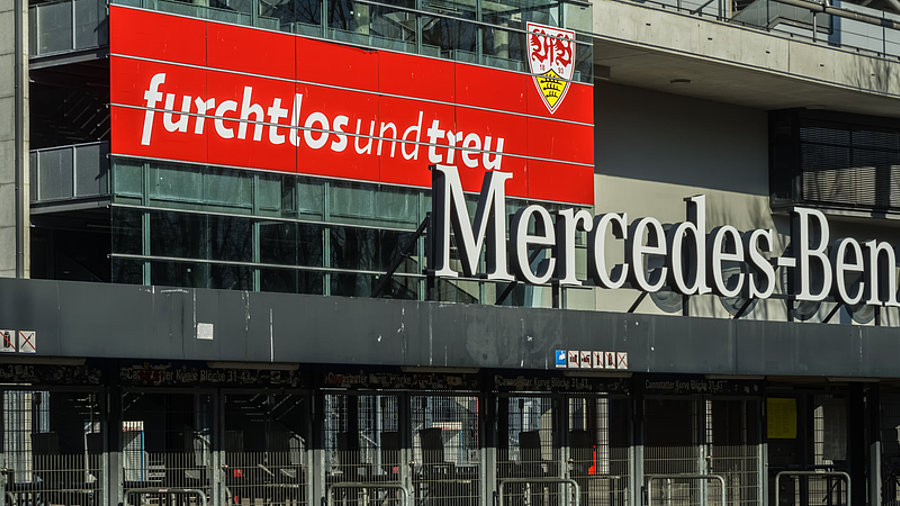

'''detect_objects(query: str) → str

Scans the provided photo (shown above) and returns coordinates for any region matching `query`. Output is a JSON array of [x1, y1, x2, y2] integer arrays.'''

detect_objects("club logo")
[[527, 22, 576, 114]]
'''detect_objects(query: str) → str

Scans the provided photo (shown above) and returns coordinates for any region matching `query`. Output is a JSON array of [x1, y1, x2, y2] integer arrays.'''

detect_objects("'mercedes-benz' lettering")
[[430, 165, 900, 308]]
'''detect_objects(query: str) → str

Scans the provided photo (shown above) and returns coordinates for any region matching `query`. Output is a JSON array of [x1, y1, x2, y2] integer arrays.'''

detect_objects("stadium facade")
[[0, 0, 899, 505]]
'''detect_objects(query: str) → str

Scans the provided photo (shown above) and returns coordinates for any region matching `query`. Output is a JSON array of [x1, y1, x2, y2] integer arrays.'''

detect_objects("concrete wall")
[[590, 82, 900, 325], [0, 0, 27, 278], [592, 0, 900, 100]]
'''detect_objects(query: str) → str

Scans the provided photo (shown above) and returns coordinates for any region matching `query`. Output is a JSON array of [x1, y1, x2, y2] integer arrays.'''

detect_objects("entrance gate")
[[644, 396, 761, 506], [1, 388, 105, 506]]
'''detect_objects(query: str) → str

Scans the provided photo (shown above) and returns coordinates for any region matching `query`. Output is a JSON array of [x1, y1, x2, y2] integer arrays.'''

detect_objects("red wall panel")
[[109, 5, 594, 205]]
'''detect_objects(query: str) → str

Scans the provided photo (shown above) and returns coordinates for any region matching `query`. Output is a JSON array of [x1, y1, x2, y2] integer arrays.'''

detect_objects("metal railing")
[[498, 478, 581, 506], [29, 0, 107, 57], [645, 474, 726, 506], [125, 486, 208, 506], [774, 471, 851, 506], [327, 481, 411, 506], [30, 141, 110, 204], [619, 0, 900, 60]]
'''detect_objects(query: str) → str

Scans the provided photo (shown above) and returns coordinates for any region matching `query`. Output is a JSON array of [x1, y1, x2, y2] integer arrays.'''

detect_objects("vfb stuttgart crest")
[[527, 22, 575, 114]]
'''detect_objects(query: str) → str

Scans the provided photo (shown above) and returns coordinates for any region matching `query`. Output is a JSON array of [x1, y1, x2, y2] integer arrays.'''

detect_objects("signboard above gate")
[[109, 7, 594, 205]]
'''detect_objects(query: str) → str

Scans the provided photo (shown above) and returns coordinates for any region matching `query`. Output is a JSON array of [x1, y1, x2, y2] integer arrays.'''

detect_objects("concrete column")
[[0, 0, 28, 278]]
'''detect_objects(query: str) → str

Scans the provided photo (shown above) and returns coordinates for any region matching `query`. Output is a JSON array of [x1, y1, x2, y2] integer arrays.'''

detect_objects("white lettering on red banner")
[[110, 6, 595, 205]]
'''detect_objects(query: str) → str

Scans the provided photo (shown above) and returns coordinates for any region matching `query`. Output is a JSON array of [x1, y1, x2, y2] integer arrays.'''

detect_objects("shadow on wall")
[[847, 55, 896, 96], [593, 82, 770, 196]]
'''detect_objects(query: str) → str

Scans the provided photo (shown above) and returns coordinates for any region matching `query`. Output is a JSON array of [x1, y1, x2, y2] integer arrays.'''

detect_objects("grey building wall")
[[0, 0, 28, 278], [591, 82, 900, 325]]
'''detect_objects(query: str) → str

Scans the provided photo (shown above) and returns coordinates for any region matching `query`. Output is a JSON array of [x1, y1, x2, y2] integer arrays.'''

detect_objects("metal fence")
[[3, 390, 105, 506], [0, 388, 775, 506]]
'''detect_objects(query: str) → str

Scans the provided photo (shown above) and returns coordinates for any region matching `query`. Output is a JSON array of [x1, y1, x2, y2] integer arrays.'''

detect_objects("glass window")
[[369, 3, 416, 52], [375, 186, 419, 225], [330, 272, 419, 299], [329, 0, 367, 36], [297, 178, 325, 218], [112, 258, 144, 285], [481, 0, 559, 29], [330, 226, 419, 273], [330, 181, 375, 220], [113, 159, 143, 198], [259, 174, 297, 218], [259, 0, 321, 32], [203, 167, 252, 210], [422, 12, 477, 57], [149, 211, 207, 259], [112, 207, 143, 255], [209, 263, 253, 290], [208, 215, 252, 262], [260, 268, 324, 294], [149, 163, 201, 203], [259, 222, 324, 266], [436, 278, 478, 304], [150, 260, 209, 288]]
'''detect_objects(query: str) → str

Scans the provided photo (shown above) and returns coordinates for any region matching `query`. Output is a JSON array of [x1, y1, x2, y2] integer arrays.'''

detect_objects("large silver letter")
[[793, 207, 832, 301], [864, 239, 899, 307], [511, 205, 556, 284], [556, 208, 593, 287], [431, 165, 514, 280], [666, 195, 710, 296]]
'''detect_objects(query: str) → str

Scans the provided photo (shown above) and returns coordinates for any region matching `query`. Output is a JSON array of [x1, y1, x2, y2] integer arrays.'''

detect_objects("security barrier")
[[498, 477, 581, 506], [774, 471, 851, 506], [327, 481, 411, 506], [125, 486, 208, 506], [645, 474, 726, 506]]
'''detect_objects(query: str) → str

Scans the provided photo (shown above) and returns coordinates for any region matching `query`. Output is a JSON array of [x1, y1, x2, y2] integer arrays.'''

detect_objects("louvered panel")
[[802, 167, 857, 205], [801, 143, 851, 170], [800, 125, 850, 145], [890, 165, 900, 209], [852, 129, 899, 151], [853, 149, 898, 208], [854, 165, 877, 208]]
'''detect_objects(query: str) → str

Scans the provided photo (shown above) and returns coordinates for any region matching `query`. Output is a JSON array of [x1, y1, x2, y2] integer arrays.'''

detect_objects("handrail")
[[690, 0, 719, 15], [125, 487, 208, 506], [775, 470, 851, 506], [327, 481, 411, 506], [498, 477, 581, 506], [645, 473, 726, 506]]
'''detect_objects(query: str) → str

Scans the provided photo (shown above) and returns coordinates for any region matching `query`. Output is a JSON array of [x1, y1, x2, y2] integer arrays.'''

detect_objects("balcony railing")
[[620, 0, 900, 60], [30, 141, 110, 204], [29, 0, 107, 58]]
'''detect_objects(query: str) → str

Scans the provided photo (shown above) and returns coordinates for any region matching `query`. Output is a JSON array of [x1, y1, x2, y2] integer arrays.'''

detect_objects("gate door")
[[707, 399, 761, 506], [567, 394, 629, 506], [411, 392, 481, 506], [498, 394, 566, 506], [223, 392, 310, 505], [121, 390, 215, 505], [324, 392, 403, 506], [3, 389, 105, 506]]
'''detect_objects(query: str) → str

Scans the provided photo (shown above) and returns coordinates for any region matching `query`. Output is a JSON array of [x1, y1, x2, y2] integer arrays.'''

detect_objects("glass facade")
[[110, 0, 593, 82], [109, 158, 592, 308]]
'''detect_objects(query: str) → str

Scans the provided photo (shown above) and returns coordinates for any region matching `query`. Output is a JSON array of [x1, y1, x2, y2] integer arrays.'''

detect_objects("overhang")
[[0, 278, 898, 378], [593, 0, 900, 117]]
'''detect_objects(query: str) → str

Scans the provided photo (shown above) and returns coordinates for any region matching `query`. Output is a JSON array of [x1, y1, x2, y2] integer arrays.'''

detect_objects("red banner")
[[109, 6, 594, 205]]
